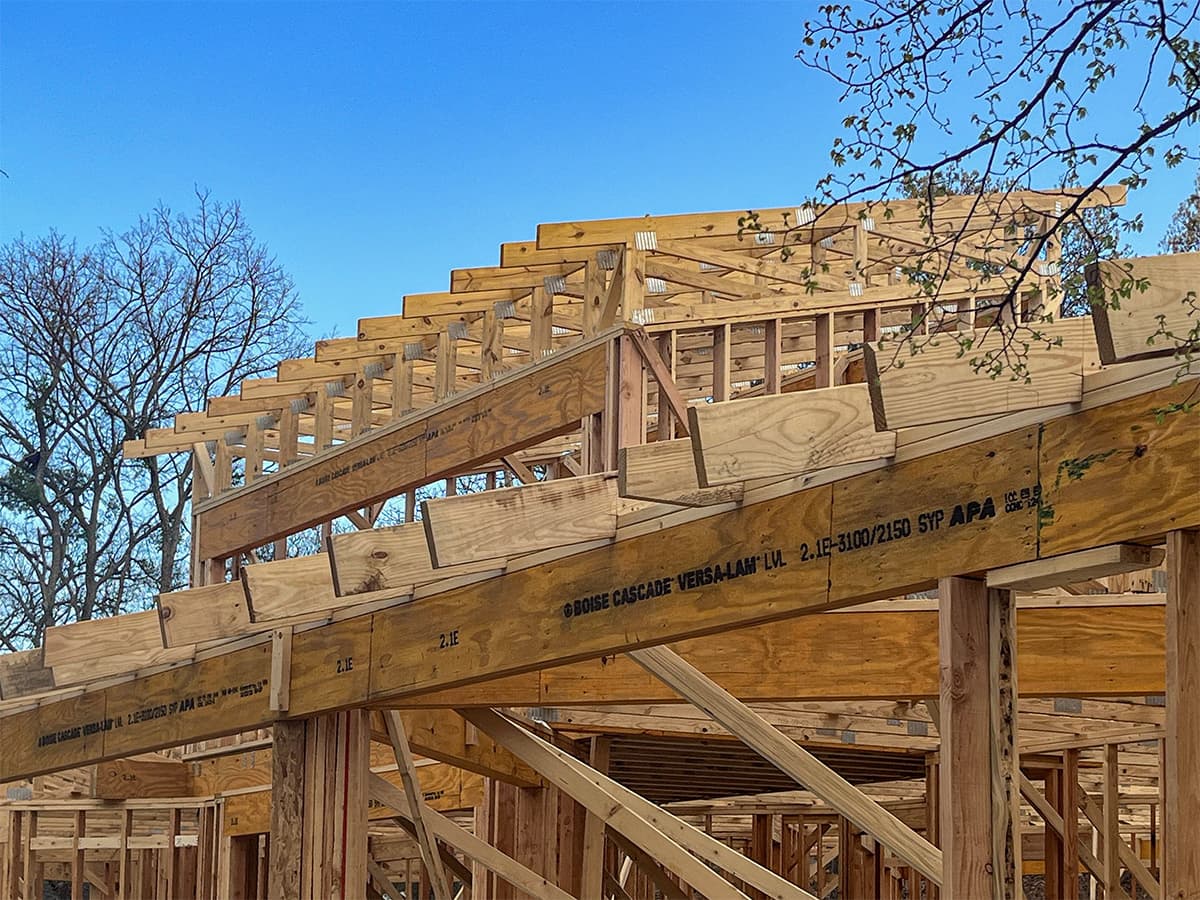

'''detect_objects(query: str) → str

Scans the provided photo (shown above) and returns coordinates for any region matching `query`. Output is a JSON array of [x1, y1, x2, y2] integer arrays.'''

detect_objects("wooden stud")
[[1103, 743, 1125, 899], [618, 332, 645, 449], [71, 810, 85, 900], [712, 323, 732, 402], [862, 307, 881, 345], [531, 284, 554, 360], [391, 353, 414, 417], [481, 308, 504, 380], [580, 736, 610, 898], [814, 313, 834, 389], [1166, 528, 1200, 897], [435, 328, 457, 401], [938, 577, 1020, 899], [621, 244, 646, 317], [627, 328, 690, 438], [763, 318, 783, 395], [584, 258, 607, 337]]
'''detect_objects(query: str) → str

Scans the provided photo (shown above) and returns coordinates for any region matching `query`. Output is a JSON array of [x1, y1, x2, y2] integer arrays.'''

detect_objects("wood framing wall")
[[2, 193, 1198, 900]]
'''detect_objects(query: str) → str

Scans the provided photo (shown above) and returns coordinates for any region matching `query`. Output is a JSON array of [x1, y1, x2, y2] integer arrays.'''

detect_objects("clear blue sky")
[[1, 1, 1194, 338]]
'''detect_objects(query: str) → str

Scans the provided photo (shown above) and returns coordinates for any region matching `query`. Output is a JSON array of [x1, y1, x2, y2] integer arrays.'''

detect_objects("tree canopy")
[[782, 1, 1199, 375], [0, 192, 309, 647]]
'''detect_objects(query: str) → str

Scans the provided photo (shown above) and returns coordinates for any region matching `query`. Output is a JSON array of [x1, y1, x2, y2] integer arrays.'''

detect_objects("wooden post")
[[938, 576, 1020, 899], [1063, 749, 1081, 894], [1166, 528, 1200, 898], [269, 719, 305, 900], [583, 258, 606, 337], [391, 352, 414, 415], [436, 328, 457, 401], [1103, 743, 1123, 899], [763, 318, 783, 395], [712, 323, 731, 401], [814, 313, 834, 389], [617, 333, 644, 450], [531, 285, 554, 360], [580, 736, 611, 898], [1044, 766, 1064, 899], [297, 711, 370, 899]]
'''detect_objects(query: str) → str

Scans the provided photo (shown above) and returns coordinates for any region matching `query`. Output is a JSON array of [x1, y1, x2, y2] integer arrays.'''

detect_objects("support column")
[[281, 709, 370, 900], [269, 719, 305, 900], [938, 576, 1020, 899], [1166, 528, 1200, 899], [580, 736, 610, 899]]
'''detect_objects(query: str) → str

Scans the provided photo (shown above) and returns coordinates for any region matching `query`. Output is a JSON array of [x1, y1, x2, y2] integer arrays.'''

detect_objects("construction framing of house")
[[0, 185, 1197, 900]]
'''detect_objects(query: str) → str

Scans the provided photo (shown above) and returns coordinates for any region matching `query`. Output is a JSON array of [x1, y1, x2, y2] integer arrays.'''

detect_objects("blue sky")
[[2, 1, 1195, 338]]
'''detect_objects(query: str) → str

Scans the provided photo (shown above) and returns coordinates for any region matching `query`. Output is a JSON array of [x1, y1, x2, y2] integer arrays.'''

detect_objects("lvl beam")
[[405, 600, 1167, 708], [194, 329, 613, 560], [2, 384, 1196, 781]]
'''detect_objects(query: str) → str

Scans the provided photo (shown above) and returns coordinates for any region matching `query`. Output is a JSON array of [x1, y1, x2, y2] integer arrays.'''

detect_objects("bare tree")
[[0, 191, 309, 648]]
